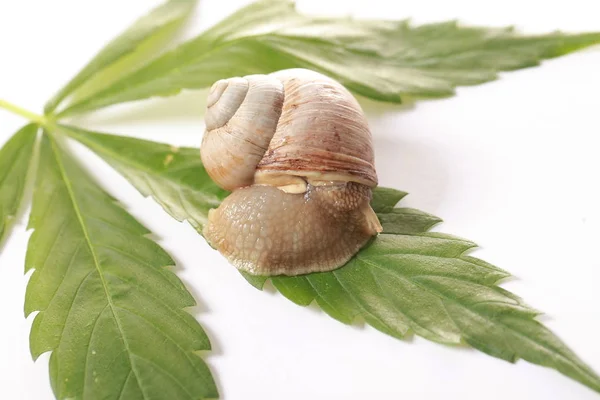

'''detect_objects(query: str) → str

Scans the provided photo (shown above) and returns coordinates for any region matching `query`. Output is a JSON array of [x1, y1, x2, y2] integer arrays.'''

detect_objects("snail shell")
[[201, 68, 382, 276]]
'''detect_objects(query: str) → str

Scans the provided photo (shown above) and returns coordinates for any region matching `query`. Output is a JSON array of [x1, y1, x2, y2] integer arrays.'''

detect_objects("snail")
[[201, 68, 382, 276]]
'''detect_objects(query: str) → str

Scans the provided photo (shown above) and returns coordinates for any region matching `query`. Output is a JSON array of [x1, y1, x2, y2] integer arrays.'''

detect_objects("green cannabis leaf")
[[25, 133, 217, 399], [245, 196, 600, 393], [61, 124, 228, 233], [63, 126, 600, 394], [55, 0, 600, 116], [45, 0, 196, 115], [0, 124, 37, 244]]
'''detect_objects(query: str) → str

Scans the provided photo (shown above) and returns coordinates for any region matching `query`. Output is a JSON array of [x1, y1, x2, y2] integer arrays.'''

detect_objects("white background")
[[1, 0, 599, 399]]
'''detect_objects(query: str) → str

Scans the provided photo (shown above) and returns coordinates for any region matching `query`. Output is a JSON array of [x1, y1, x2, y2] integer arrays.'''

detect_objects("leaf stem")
[[0, 99, 47, 125]]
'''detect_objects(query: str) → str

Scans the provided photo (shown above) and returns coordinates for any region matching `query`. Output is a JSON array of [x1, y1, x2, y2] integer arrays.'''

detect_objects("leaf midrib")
[[63, 127, 210, 198], [48, 138, 151, 399]]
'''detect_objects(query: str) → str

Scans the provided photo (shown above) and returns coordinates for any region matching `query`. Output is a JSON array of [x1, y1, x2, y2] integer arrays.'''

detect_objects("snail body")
[[201, 68, 382, 276]]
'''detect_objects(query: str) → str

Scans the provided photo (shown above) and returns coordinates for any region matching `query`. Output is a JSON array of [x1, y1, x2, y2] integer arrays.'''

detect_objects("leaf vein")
[[330, 268, 400, 335], [117, 369, 133, 400], [115, 305, 211, 384], [82, 303, 110, 399], [130, 353, 196, 400], [106, 271, 203, 341]]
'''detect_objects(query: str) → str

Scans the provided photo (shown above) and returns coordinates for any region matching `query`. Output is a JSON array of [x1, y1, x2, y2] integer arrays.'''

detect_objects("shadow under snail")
[[200, 68, 382, 276]]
